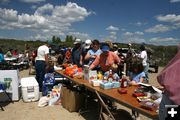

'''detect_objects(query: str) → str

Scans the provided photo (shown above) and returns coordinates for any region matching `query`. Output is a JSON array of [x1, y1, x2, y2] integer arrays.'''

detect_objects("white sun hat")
[[74, 38, 82, 44], [84, 39, 92, 49]]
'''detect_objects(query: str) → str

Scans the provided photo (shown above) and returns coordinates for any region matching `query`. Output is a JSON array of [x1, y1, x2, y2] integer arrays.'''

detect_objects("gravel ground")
[[0, 67, 163, 120]]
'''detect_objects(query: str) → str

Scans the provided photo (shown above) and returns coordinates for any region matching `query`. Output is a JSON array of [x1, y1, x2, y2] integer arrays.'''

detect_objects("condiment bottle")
[[97, 71, 103, 80], [121, 73, 128, 88], [107, 69, 114, 82]]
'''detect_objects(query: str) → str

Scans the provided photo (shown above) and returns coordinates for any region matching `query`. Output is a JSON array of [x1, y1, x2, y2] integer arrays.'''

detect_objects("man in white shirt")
[[35, 44, 49, 91], [140, 44, 149, 82]]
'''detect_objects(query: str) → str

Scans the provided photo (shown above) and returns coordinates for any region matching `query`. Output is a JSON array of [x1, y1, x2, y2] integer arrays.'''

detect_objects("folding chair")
[[0, 83, 13, 111], [95, 91, 116, 120], [95, 91, 133, 120]]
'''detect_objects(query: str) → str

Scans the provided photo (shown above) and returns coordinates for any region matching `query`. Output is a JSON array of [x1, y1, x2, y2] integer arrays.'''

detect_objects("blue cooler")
[[42, 73, 55, 96]]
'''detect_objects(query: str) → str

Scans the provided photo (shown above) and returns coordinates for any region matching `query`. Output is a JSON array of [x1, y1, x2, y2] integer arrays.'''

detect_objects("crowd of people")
[[34, 39, 150, 92], [0, 45, 36, 70], [1, 39, 179, 119]]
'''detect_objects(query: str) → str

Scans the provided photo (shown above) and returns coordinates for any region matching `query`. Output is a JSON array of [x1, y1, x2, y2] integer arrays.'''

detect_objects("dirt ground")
[[0, 67, 163, 120]]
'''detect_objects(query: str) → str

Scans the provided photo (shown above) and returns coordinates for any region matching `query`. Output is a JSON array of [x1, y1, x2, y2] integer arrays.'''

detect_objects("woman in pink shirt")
[[89, 45, 121, 72]]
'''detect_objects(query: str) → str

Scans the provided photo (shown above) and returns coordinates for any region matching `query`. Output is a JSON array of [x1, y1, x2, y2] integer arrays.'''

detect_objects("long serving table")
[[56, 70, 159, 120]]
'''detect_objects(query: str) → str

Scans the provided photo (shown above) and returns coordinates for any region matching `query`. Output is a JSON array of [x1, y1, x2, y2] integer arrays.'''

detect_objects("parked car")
[[148, 59, 159, 73]]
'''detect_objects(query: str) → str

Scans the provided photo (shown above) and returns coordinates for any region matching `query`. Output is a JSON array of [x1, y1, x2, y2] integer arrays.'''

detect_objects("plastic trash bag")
[[38, 96, 50, 107]]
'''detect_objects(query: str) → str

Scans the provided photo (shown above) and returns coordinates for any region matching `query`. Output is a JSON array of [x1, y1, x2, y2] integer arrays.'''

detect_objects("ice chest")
[[21, 77, 39, 102]]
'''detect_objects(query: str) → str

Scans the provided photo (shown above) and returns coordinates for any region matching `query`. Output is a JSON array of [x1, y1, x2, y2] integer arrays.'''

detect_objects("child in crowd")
[[128, 63, 146, 85]]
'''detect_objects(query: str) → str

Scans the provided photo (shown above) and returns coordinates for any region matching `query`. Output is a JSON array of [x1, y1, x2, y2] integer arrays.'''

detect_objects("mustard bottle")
[[97, 71, 103, 80]]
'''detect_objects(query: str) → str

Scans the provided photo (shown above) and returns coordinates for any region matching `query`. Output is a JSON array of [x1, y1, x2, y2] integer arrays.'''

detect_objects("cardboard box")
[[100, 81, 120, 89], [111, 81, 121, 88], [100, 82, 112, 89], [61, 86, 85, 112], [91, 80, 103, 87]]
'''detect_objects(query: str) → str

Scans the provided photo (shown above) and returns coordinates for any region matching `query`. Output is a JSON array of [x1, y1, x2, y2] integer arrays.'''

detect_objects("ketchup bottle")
[[107, 69, 114, 82], [121, 74, 128, 88]]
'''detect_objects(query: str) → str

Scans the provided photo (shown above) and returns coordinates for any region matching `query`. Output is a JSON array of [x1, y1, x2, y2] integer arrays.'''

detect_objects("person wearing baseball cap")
[[74, 38, 82, 45], [89, 44, 121, 73], [80, 39, 92, 66], [84, 39, 102, 67], [71, 38, 82, 67], [84, 39, 92, 49]]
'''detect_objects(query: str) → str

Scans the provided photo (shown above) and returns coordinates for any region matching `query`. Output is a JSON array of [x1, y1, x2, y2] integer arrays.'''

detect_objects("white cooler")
[[21, 77, 39, 102]]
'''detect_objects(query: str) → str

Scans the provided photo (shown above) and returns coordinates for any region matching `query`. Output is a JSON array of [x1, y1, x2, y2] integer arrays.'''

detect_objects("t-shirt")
[[91, 51, 120, 72], [0, 53, 4, 62], [132, 72, 146, 83], [36, 45, 49, 61], [81, 47, 90, 65], [87, 49, 102, 65], [140, 50, 148, 66], [71, 47, 82, 67]]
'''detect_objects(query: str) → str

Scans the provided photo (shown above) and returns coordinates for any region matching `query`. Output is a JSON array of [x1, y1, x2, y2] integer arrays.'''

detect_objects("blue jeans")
[[159, 92, 175, 120], [143, 63, 149, 82], [35, 60, 46, 91]]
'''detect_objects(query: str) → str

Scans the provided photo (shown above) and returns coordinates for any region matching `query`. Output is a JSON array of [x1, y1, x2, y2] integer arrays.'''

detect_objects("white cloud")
[[122, 37, 145, 44], [170, 0, 180, 3], [0, 2, 92, 40], [145, 24, 171, 33], [105, 25, 119, 41], [109, 35, 117, 40], [106, 25, 119, 31], [149, 37, 178, 43], [123, 32, 133, 36], [157, 14, 180, 23], [68, 32, 91, 41], [123, 31, 144, 36], [20, 0, 46, 3], [110, 31, 116, 35], [18, 14, 45, 25], [144, 14, 180, 34], [135, 31, 144, 35], [0, 8, 18, 22], [134, 21, 147, 26], [31, 5, 37, 9], [136, 22, 143, 26], [122, 31, 145, 43], [148, 37, 180, 45], [35, 3, 53, 16], [108, 31, 117, 41], [121, 28, 126, 31]]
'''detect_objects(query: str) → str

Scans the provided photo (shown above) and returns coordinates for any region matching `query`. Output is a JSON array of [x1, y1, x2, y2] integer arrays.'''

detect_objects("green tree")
[[52, 36, 61, 44]]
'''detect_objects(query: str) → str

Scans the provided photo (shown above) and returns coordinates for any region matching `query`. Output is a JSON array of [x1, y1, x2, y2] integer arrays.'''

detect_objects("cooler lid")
[[21, 77, 39, 87]]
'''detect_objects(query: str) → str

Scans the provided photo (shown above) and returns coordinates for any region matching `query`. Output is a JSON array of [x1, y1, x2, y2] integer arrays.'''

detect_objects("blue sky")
[[0, 0, 180, 45]]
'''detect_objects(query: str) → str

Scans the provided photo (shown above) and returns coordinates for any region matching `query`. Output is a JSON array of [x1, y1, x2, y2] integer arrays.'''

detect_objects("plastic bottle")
[[107, 69, 114, 82], [97, 71, 103, 80], [121, 74, 128, 88]]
